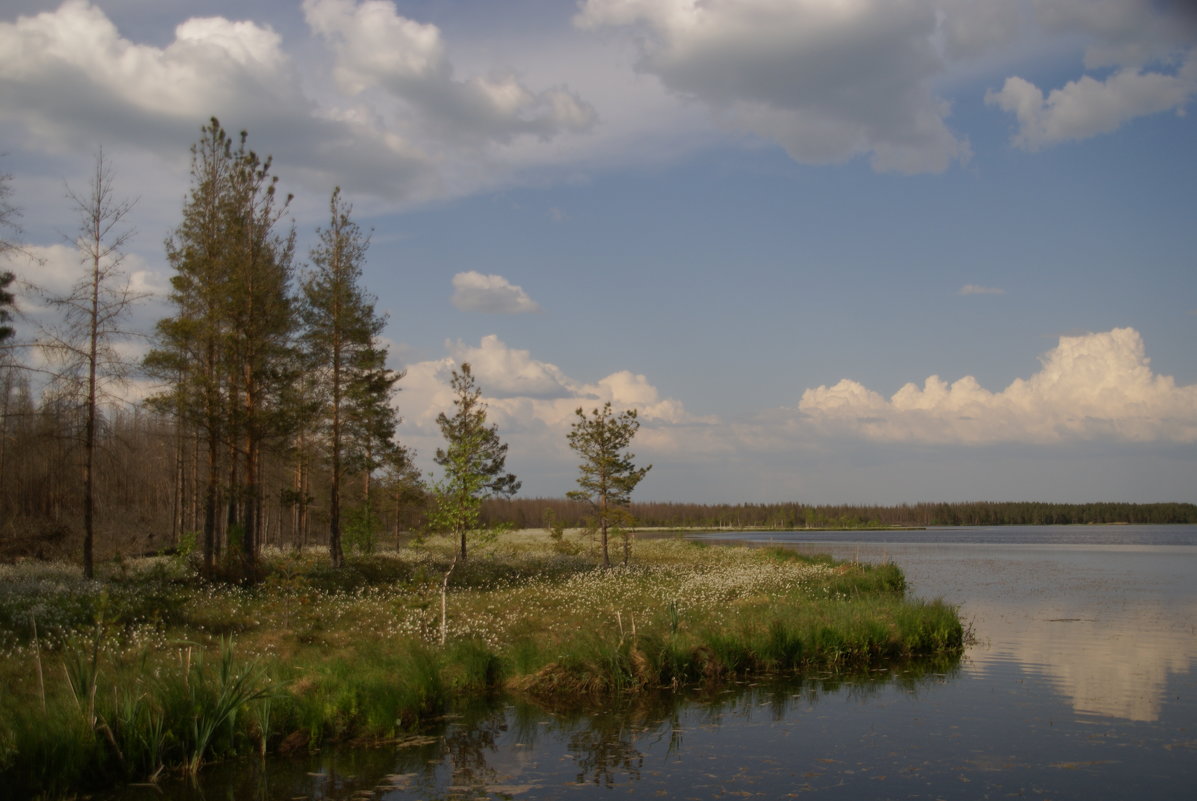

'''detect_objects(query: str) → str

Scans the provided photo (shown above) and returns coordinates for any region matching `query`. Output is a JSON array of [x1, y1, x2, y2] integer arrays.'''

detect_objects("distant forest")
[[482, 498, 1197, 529]]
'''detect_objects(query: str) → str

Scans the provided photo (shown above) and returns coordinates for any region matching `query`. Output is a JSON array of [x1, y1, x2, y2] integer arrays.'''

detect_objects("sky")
[[1, 0, 1195, 505]]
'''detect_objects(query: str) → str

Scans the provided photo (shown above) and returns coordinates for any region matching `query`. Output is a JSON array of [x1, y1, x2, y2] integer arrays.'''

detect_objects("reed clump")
[[0, 534, 962, 797]]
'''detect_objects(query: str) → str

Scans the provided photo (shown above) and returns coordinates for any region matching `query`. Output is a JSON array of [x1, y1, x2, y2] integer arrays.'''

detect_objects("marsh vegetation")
[[0, 532, 961, 798]]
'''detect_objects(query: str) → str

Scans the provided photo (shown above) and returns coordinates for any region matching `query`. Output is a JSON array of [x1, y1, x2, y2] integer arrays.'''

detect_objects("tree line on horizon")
[[480, 498, 1197, 529]]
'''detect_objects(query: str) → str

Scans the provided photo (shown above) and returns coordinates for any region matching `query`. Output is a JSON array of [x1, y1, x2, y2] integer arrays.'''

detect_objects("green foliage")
[[543, 506, 565, 542], [170, 529, 199, 569], [432, 363, 520, 561], [0, 630, 272, 795], [301, 187, 401, 568], [566, 402, 651, 567], [343, 503, 379, 555], [0, 542, 963, 797], [144, 117, 298, 575], [170, 639, 274, 774]]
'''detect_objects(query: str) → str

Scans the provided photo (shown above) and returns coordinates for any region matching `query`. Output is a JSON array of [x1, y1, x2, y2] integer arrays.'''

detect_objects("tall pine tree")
[[301, 187, 401, 567], [146, 118, 296, 577]]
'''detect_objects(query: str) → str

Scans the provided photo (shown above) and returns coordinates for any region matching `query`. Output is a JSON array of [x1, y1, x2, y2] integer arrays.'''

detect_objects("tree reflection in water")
[[104, 655, 962, 801], [440, 702, 508, 793]]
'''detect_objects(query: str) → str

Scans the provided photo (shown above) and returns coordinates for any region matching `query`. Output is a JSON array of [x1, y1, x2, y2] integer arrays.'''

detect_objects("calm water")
[[110, 525, 1197, 800]]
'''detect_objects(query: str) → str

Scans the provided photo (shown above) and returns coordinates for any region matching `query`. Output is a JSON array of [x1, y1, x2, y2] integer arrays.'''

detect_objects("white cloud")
[[0, 1, 602, 209], [444, 335, 567, 398], [397, 334, 707, 448], [959, 284, 1005, 295], [986, 0, 1197, 150], [3, 243, 162, 404], [575, 0, 971, 174], [393, 334, 718, 493], [302, 0, 597, 145], [986, 63, 1196, 150], [451, 271, 541, 315], [797, 328, 1197, 443], [0, 1, 305, 148], [383, 329, 1195, 500]]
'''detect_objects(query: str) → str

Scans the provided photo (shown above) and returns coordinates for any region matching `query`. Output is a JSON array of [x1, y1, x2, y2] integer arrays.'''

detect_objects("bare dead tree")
[[38, 149, 144, 577]]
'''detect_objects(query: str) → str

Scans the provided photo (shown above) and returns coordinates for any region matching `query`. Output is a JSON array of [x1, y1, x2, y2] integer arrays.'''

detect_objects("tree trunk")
[[600, 493, 610, 569], [203, 431, 219, 572]]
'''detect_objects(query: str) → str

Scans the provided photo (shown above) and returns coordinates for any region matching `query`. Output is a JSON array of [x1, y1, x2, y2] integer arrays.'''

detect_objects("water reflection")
[[785, 538, 1197, 725], [972, 596, 1197, 722], [110, 659, 960, 801], [104, 527, 1197, 801], [703, 528, 1197, 725]]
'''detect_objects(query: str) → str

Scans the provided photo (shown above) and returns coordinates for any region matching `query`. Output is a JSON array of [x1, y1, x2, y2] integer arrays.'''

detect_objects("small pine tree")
[[432, 363, 519, 561], [567, 402, 651, 568]]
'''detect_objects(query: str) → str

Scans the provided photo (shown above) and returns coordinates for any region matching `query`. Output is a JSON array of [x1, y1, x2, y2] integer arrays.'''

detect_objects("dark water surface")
[[110, 525, 1197, 800]]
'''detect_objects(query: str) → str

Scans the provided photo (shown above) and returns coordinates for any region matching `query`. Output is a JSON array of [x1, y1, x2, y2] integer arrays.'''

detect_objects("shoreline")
[[0, 537, 964, 798]]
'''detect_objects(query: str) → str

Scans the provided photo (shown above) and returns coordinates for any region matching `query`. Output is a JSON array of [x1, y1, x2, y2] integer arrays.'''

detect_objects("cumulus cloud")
[[302, 0, 597, 145], [0, 1, 305, 149], [442, 335, 568, 399], [575, 0, 970, 174], [398, 335, 707, 437], [986, 64, 1196, 150], [797, 328, 1197, 444], [390, 330, 1193, 499], [959, 284, 1005, 295], [392, 334, 726, 495], [0, 0, 444, 202], [987, 0, 1197, 150], [451, 271, 541, 315], [0, 1, 600, 208]]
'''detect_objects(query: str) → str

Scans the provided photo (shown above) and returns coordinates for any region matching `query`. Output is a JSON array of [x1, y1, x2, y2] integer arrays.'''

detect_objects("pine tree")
[[146, 120, 236, 571], [432, 363, 519, 561], [567, 402, 651, 568], [146, 118, 296, 577], [223, 127, 297, 578], [301, 187, 401, 567]]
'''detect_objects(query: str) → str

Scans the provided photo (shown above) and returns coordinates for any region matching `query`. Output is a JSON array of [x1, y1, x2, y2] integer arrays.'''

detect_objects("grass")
[[0, 532, 963, 797]]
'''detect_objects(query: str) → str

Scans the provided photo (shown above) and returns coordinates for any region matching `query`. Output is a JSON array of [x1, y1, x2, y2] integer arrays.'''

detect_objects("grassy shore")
[[0, 532, 963, 798]]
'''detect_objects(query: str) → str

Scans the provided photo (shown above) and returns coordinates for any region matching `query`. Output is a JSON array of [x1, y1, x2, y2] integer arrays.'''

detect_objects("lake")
[[108, 525, 1197, 800]]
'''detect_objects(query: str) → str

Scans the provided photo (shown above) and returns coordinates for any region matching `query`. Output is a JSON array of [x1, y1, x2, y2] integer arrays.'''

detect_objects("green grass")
[[0, 533, 963, 797]]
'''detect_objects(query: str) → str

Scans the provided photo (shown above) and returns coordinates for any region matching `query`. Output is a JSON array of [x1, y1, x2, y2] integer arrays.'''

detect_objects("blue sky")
[[2, 0, 1194, 504]]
